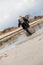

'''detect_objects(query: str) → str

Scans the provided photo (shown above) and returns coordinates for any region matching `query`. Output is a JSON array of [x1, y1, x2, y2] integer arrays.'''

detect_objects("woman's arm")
[[18, 20, 21, 27]]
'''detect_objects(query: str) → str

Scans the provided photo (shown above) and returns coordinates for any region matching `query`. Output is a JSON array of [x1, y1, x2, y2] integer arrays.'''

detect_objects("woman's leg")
[[25, 28, 32, 35]]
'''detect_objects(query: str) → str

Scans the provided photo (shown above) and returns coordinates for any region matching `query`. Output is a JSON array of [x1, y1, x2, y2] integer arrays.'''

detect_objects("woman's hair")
[[25, 15, 29, 19]]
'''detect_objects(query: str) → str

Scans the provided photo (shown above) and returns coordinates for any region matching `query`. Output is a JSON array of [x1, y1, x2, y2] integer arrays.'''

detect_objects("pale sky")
[[0, 0, 43, 31]]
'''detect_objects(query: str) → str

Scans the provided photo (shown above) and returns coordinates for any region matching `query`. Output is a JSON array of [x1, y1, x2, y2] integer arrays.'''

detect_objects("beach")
[[0, 28, 43, 65]]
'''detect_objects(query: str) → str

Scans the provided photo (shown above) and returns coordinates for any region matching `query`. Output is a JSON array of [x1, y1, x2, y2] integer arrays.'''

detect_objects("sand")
[[0, 29, 43, 65]]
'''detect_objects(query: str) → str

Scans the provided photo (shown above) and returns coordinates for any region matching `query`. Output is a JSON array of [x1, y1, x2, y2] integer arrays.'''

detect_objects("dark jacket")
[[18, 17, 30, 29]]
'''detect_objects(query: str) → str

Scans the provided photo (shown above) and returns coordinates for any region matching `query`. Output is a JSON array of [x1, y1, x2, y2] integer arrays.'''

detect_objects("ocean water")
[[0, 34, 27, 54]]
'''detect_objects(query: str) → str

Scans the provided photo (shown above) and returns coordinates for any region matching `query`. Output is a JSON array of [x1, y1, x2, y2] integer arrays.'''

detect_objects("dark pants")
[[22, 23, 32, 35], [25, 28, 32, 35]]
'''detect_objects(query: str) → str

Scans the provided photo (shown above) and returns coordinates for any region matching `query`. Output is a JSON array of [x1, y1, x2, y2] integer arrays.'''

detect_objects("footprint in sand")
[[39, 37, 43, 41], [4, 54, 8, 57], [0, 54, 8, 60]]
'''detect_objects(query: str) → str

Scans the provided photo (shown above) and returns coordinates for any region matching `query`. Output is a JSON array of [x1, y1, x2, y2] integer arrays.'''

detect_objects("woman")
[[18, 16, 32, 35]]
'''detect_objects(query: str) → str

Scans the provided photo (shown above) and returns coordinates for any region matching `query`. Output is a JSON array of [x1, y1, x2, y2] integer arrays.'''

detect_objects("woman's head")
[[25, 15, 29, 19]]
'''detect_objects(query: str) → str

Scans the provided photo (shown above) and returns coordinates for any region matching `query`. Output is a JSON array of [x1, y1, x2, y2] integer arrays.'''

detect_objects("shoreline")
[[0, 29, 43, 65]]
